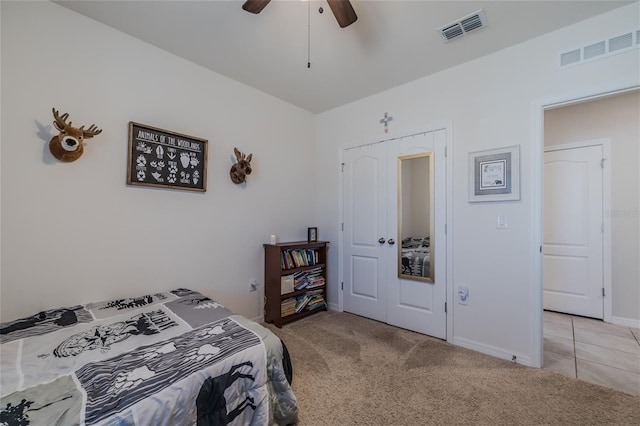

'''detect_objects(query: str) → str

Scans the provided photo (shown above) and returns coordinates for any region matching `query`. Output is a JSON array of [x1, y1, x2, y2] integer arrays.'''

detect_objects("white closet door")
[[343, 143, 388, 322], [342, 128, 448, 340], [386, 131, 447, 339]]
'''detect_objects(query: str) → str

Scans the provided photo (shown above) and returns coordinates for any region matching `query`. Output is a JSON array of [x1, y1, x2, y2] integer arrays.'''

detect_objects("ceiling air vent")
[[441, 23, 464, 41], [559, 28, 639, 68], [440, 10, 487, 42]]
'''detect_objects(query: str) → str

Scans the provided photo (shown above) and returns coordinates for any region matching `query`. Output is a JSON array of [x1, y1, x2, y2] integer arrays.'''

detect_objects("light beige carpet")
[[265, 311, 640, 425]]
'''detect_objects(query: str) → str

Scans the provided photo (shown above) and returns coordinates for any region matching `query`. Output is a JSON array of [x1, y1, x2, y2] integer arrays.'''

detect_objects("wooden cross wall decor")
[[379, 112, 393, 133]]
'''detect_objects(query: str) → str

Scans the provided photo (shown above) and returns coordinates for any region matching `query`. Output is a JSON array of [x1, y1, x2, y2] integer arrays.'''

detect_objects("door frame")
[[531, 81, 639, 368], [337, 122, 454, 343], [543, 139, 612, 320]]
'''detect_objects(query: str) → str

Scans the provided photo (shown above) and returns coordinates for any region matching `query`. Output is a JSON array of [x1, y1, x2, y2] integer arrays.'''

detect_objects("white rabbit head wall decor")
[[230, 147, 253, 184]]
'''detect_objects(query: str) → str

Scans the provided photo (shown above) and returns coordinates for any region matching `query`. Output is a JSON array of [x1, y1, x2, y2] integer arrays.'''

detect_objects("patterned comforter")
[[0, 289, 298, 425], [401, 236, 430, 278]]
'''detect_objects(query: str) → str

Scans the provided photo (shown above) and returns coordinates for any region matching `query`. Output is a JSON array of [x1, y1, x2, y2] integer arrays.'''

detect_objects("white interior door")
[[343, 129, 448, 339], [543, 144, 604, 319], [386, 131, 447, 338], [343, 143, 387, 322]]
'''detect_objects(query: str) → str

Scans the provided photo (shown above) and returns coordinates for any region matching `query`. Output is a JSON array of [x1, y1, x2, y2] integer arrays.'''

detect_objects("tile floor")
[[543, 310, 640, 396]]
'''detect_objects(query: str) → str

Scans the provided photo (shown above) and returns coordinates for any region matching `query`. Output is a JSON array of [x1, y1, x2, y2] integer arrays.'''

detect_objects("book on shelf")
[[306, 278, 326, 289], [304, 290, 326, 311], [280, 290, 326, 317], [305, 295, 326, 311], [291, 267, 325, 291], [280, 248, 321, 270], [281, 297, 296, 317], [294, 294, 311, 313]]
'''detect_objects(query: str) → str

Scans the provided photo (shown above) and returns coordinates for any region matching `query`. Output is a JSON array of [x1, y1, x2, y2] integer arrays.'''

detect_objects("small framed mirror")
[[398, 152, 434, 282]]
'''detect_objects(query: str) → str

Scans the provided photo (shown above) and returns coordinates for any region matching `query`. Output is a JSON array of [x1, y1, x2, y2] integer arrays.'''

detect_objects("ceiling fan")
[[242, 0, 358, 28]]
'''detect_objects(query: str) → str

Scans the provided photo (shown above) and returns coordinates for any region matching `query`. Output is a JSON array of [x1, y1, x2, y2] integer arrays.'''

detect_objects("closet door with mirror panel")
[[342, 129, 447, 339], [387, 131, 447, 338]]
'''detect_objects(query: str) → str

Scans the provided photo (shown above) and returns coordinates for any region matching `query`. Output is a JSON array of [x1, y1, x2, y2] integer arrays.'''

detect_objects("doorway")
[[535, 86, 640, 371]]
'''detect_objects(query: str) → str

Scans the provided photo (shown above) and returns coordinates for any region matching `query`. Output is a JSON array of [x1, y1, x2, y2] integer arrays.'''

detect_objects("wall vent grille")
[[609, 33, 633, 52], [439, 10, 487, 42], [559, 28, 639, 69], [560, 49, 581, 67], [584, 41, 606, 59]]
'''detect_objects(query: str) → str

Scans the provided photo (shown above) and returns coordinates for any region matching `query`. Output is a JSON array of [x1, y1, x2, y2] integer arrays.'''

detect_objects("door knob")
[[388, 239, 395, 245], [378, 238, 386, 244]]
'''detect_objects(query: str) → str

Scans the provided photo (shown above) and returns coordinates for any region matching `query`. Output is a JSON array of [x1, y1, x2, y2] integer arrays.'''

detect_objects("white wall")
[[0, 1, 315, 321], [545, 91, 640, 324], [315, 4, 639, 364]]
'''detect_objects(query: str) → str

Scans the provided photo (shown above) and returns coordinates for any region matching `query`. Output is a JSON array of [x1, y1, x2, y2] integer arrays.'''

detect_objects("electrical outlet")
[[457, 286, 469, 305], [249, 279, 258, 292]]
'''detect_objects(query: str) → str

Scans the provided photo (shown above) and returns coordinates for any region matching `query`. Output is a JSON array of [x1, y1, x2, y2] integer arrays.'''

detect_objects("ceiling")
[[55, 1, 633, 113]]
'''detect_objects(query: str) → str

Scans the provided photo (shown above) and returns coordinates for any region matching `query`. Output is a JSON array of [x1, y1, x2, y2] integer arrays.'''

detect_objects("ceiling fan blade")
[[242, 0, 271, 14], [326, 0, 358, 28]]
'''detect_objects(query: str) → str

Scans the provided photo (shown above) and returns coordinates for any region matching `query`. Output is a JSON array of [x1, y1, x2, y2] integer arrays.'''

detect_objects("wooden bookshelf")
[[263, 241, 329, 327]]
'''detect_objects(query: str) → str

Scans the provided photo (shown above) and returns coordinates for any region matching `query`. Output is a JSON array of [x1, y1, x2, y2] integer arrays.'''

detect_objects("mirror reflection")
[[398, 153, 434, 282]]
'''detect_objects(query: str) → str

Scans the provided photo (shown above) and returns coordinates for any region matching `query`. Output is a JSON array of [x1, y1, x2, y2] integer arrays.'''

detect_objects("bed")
[[401, 236, 430, 278], [0, 288, 298, 425]]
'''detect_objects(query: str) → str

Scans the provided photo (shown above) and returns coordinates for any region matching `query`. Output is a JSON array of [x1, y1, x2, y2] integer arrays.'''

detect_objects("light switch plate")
[[497, 215, 508, 229]]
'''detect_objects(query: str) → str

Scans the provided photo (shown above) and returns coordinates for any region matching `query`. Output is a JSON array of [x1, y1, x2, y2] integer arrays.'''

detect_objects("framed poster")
[[469, 145, 520, 202], [127, 122, 208, 192]]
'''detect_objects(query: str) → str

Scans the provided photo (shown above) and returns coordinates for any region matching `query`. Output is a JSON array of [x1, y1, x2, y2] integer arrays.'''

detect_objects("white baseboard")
[[327, 302, 339, 311], [453, 337, 534, 367], [611, 315, 640, 329]]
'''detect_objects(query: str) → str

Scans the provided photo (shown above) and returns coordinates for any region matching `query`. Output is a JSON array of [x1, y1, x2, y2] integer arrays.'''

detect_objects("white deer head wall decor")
[[49, 108, 102, 162]]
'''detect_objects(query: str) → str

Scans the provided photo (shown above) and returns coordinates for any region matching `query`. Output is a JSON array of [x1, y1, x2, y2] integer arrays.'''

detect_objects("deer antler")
[[52, 108, 71, 131], [80, 124, 102, 139]]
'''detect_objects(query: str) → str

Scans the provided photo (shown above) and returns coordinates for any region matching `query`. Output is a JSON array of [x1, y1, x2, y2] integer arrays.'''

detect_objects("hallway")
[[543, 311, 640, 396]]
